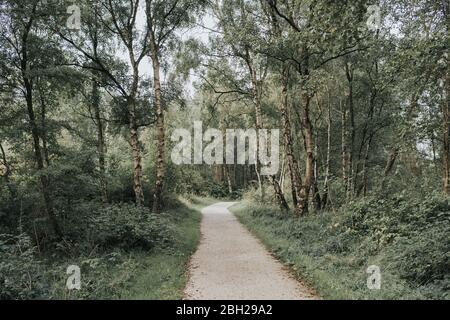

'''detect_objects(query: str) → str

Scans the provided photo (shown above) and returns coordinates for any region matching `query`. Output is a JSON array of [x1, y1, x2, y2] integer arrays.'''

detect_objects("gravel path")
[[184, 202, 317, 300]]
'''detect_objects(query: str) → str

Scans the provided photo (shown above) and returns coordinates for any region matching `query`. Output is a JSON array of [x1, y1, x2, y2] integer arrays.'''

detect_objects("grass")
[[118, 196, 215, 300], [40, 196, 216, 300], [230, 200, 443, 300]]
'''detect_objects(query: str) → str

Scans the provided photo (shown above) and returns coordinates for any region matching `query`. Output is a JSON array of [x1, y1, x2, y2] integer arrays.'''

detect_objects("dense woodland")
[[0, 0, 449, 299]]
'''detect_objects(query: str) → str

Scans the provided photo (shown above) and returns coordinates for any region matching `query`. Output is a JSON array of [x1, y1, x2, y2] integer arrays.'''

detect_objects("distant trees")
[[198, 0, 450, 215], [202, 0, 377, 215], [389, 0, 449, 194]]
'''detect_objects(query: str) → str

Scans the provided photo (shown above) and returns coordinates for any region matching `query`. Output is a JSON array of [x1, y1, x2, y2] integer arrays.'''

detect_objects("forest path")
[[184, 202, 317, 300]]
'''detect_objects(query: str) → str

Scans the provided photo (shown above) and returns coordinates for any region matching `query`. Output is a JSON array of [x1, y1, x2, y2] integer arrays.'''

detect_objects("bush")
[[58, 200, 102, 243], [90, 204, 173, 250], [0, 233, 49, 299], [337, 192, 450, 293]]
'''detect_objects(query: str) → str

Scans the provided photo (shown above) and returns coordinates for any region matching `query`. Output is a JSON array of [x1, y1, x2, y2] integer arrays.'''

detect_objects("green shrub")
[[90, 204, 173, 250], [0, 233, 49, 299], [338, 192, 450, 295]]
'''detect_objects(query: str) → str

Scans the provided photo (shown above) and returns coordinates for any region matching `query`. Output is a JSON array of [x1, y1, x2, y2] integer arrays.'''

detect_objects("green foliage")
[[166, 164, 231, 199], [0, 197, 209, 300], [0, 233, 48, 299], [0, 183, 17, 233], [234, 189, 450, 300], [47, 251, 140, 300], [91, 204, 173, 251]]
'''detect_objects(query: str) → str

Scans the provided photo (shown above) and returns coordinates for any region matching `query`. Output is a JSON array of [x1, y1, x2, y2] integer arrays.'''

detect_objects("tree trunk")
[[128, 95, 144, 206], [312, 133, 321, 211], [38, 87, 50, 167], [384, 147, 399, 176], [247, 58, 265, 199], [298, 91, 314, 214], [21, 21, 60, 238], [24, 78, 60, 237], [431, 130, 438, 169], [341, 99, 349, 192], [359, 135, 374, 197], [226, 165, 233, 195], [280, 67, 305, 216], [345, 61, 355, 197], [246, 55, 288, 207], [148, 12, 166, 213], [279, 155, 286, 193], [322, 91, 332, 208], [443, 73, 450, 195], [289, 165, 298, 207], [92, 79, 108, 204], [269, 175, 289, 211], [362, 144, 370, 197], [121, 30, 146, 206], [0, 142, 11, 182], [442, 0, 450, 194], [214, 165, 223, 184]]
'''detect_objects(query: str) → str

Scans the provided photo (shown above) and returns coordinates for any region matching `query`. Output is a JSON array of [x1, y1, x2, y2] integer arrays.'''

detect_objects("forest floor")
[[184, 202, 317, 300]]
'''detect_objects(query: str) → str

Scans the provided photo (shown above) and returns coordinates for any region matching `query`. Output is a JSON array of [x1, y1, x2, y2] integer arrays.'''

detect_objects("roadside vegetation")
[[1, 196, 213, 300], [233, 185, 449, 300]]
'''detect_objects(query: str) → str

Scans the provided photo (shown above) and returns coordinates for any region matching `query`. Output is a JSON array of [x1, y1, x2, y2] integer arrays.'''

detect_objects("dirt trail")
[[184, 202, 317, 300]]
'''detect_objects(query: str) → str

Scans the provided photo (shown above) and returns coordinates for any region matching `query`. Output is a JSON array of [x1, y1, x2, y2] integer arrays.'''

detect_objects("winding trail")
[[184, 202, 317, 300]]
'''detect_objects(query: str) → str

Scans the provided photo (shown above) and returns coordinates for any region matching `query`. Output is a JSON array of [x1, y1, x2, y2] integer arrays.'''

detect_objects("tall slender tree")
[[145, 0, 205, 212]]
